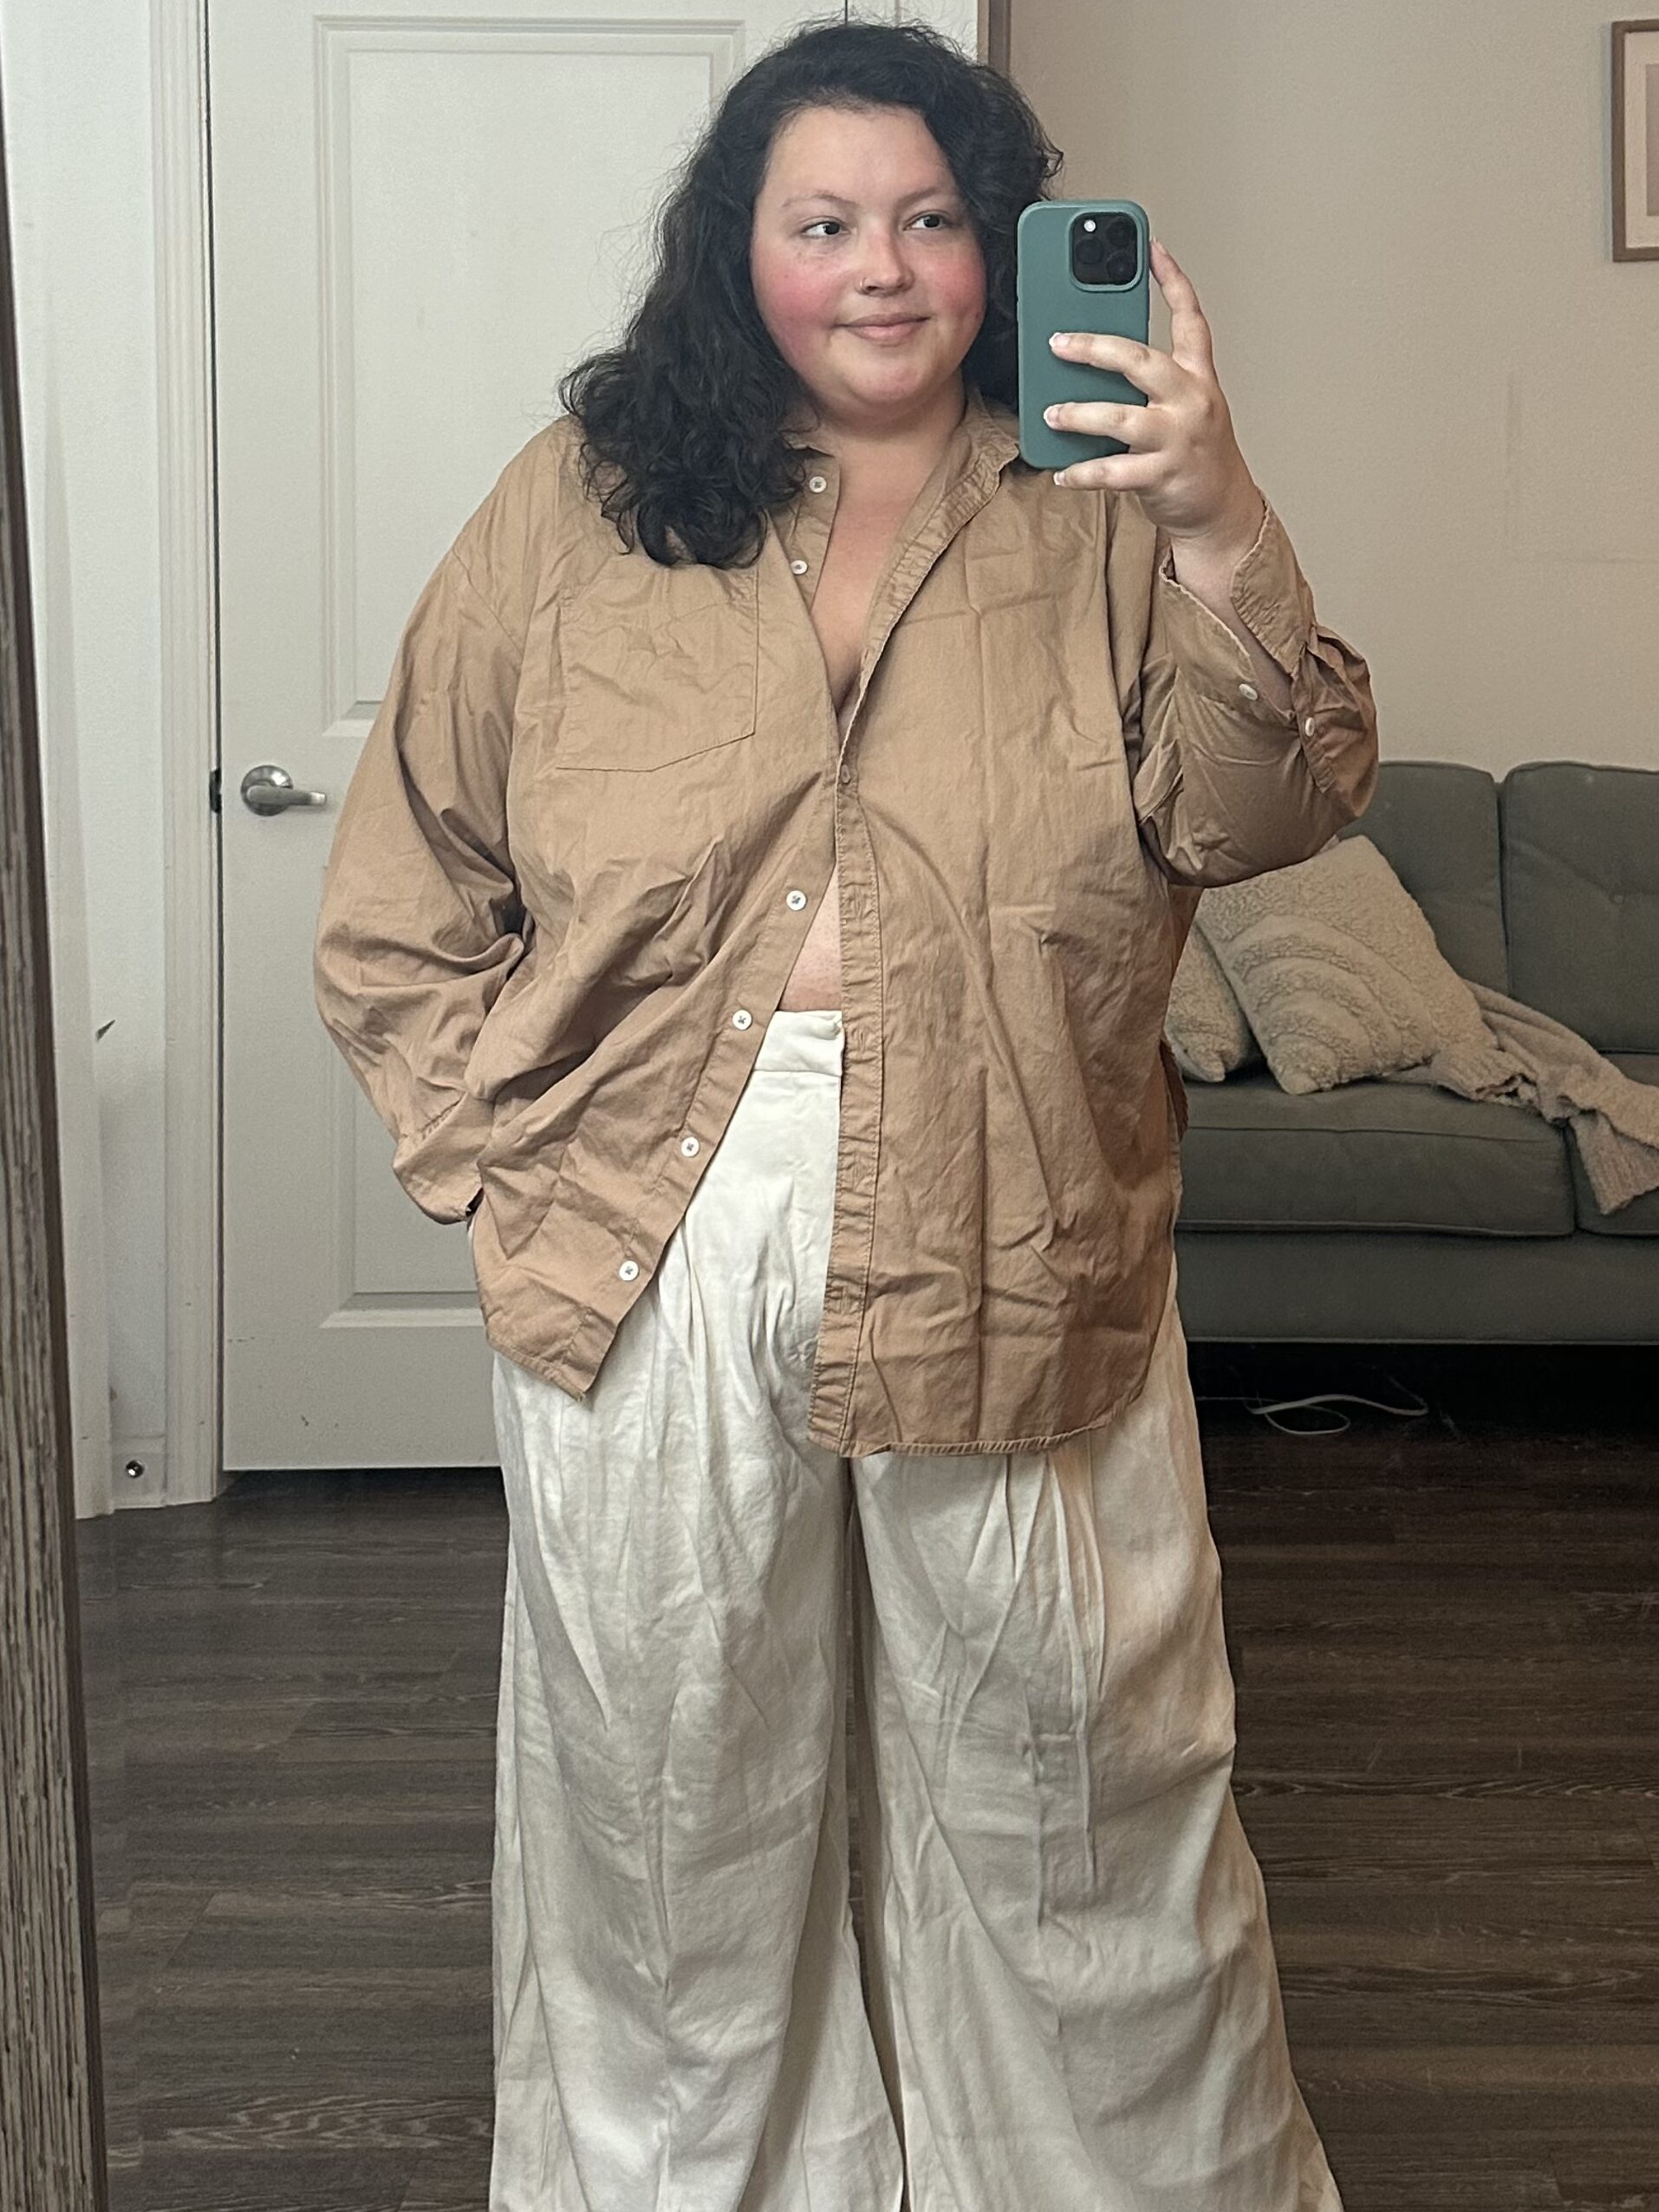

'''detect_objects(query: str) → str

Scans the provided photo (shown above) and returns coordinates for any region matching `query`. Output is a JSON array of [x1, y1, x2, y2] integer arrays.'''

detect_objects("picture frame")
[[981, 0, 1011, 75], [1612, 16, 1659, 258]]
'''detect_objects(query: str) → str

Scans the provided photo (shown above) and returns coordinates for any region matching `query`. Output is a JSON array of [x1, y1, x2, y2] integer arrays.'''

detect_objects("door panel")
[[214, 0, 974, 1468]]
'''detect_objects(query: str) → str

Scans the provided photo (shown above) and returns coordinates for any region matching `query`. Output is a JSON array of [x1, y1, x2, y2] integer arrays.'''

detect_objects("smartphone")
[[1016, 200, 1151, 472]]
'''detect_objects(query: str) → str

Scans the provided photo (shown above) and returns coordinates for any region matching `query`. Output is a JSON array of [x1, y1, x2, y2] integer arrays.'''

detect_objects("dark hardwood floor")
[[78, 1339, 1658, 2211]]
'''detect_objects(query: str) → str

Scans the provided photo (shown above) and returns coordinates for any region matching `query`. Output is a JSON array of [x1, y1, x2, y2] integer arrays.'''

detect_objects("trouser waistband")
[[752, 1006, 844, 1078]]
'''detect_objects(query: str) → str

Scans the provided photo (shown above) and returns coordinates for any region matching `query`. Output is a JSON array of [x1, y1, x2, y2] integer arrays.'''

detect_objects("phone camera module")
[[1070, 210, 1140, 289]]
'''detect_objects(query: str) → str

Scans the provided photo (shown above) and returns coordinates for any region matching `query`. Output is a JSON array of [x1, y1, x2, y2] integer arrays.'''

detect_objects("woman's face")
[[749, 103, 986, 433]]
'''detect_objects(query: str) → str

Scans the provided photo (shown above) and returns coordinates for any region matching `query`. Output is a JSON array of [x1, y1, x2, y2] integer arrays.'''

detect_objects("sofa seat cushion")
[[1179, 1066, 1575, 1235], [1572, 1053, 1659, 1236]]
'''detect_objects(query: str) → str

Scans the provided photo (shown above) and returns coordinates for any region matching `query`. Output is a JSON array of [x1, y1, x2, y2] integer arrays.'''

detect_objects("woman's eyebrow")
[[779, 185, 961, 210]]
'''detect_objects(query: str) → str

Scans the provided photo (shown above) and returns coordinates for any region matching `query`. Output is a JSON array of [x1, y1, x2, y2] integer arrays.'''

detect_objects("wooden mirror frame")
[[0, 54, 111, 2212]]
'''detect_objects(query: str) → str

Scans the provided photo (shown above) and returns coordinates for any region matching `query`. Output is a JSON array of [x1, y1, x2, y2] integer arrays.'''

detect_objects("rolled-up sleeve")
[[313, 543, 524, 1221], [1108, 491, 1380, 887]]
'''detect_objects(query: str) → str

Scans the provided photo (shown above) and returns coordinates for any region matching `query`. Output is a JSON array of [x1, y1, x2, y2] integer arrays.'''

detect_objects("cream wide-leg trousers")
[[485, 1007, 1343, 2212]]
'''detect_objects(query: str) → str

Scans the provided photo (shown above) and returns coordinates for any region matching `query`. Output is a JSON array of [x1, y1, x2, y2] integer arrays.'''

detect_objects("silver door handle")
[[240, 763, 329, 816]]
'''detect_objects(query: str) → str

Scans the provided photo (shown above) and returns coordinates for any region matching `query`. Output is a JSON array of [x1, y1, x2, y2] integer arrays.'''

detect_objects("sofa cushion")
[[1571, 1052, 1659, 1236], [1179, 1066, 1576, 1235], [1502, 763, 1659, 1051], [1167, 924, 1261, 1082], [1333, 760, 1508, 992]]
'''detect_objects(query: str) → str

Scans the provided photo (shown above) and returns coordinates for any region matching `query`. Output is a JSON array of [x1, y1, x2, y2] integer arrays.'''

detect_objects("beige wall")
[[1010, 1, 1659, 774]]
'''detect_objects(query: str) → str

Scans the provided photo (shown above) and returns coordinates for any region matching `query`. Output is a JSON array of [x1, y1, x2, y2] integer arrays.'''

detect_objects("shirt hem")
[[482, 1261, 1181, 1459], [804, 1236, 1177, 1460], [479, 1320, 1174, 1455], [481, 1312, 595, 1401]]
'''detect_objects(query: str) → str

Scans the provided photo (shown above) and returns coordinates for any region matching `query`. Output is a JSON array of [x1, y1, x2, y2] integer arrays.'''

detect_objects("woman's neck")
[[789, 373, 968, 484]]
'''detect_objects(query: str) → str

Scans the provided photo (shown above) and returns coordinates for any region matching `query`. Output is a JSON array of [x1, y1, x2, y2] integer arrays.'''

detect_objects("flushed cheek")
[[753, 258, 842, 363], [934, 252, 987, 331]]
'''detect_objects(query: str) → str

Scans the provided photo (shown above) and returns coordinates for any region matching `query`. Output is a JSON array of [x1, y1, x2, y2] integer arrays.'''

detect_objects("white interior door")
[[213, 0, 873, 1470]]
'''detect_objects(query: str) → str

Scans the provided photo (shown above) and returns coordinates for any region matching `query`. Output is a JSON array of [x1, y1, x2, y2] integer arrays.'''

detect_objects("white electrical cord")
[[1190, 1376, 1431, 1436]]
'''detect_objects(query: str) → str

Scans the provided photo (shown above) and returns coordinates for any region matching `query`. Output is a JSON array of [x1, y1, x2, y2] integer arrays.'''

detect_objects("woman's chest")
[[805, 499, 918, 719], [780, 503, 914, 1006], [521, 477, 1132, 860]]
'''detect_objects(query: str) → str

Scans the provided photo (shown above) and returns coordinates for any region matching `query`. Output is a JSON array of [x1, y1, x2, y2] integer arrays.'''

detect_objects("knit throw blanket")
[[1381, 979, 1659, 1216]]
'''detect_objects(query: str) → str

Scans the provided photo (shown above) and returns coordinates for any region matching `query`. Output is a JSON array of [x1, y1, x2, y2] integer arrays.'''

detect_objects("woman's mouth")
[[843, 315, 927, 342]]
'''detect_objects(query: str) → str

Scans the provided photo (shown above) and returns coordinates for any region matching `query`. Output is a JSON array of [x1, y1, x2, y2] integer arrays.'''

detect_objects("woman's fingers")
[[1042, 400, 1150, 442], [1048, 328, 1173, 399], [1044, 396, 1159, 485], [1051, 451, 1163, 491]]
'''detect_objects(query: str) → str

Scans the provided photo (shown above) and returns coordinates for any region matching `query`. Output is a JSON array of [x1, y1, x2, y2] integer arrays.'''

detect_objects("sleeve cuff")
[[1155, 497, 1317, 709], [391, 1091, 496, 1221]]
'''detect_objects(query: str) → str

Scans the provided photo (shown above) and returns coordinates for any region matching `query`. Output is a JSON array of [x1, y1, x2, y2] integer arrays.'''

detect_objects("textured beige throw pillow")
[[1193, 835, 1499, 1096], [1165, 921, 1260, 1081]]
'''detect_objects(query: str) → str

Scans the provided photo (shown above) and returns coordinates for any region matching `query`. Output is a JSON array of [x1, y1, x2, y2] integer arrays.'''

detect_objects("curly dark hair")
[[558, 15, 1062, 568]]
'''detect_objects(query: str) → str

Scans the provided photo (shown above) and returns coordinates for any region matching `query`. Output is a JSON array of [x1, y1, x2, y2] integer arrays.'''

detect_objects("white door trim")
[[153, 0, 221, 1506], [155, 0, 987, 1504]]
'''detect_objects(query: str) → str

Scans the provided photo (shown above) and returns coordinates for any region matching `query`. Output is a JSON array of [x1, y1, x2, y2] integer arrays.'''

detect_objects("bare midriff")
[[777, 488, 916, 1013]]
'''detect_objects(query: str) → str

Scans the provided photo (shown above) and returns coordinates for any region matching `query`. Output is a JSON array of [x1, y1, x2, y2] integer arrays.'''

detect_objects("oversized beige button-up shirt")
[[315, 384, 1379, 1455]]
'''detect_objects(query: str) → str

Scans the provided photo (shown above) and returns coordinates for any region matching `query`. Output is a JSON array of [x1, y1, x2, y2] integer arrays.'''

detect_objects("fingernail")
[[1043, 404, 1060, 424], [1053, 469, 1069, 485], [1049, 332, 1073, 350]]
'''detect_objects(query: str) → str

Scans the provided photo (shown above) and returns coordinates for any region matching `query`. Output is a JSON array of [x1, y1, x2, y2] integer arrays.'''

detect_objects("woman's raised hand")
[[1044, 238, 1265, 556]]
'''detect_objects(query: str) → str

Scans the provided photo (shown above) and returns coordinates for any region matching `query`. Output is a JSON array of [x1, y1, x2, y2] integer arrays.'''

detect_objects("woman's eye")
[[801, 212, 955, 238]]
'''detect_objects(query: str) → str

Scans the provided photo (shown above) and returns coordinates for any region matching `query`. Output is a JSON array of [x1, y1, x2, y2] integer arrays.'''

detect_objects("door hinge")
[[208, 767, 221, 814]]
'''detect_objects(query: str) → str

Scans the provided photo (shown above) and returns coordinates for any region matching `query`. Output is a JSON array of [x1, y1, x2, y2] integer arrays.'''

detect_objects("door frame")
[[155, 0, 219, 1506], [154, 0, 999, 1506]]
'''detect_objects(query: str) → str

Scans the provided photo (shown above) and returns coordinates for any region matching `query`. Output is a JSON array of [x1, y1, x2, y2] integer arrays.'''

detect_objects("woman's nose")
[[856, 228, 911, 289]]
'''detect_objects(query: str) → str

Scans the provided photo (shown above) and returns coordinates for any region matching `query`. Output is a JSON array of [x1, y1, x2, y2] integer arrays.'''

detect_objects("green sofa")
[[1171, 760, 1659, 1343]]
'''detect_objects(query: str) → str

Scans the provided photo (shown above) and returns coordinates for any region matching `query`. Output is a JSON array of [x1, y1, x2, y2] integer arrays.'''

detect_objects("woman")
[[316, 17, 1376, 2209]]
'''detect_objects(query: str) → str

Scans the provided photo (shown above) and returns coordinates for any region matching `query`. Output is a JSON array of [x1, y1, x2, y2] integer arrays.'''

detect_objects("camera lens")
[[1072, 211, 1138, 286]]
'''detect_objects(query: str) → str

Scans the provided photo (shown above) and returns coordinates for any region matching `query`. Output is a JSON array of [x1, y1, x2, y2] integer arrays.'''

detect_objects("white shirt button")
[[790, 557, 809, 576], [618, 1259, 640, 1282], [808, 474, 827, 493], [732, 1008, 753, 1029], [785, 888, 808, 910], [1304, 715, 1317, 736], [680, 1135, 699, 1156], [1238, 681, 1259, 700]]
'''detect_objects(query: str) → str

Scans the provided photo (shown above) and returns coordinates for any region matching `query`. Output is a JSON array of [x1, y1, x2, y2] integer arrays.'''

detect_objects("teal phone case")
[[1016, 199, 1151, 471]]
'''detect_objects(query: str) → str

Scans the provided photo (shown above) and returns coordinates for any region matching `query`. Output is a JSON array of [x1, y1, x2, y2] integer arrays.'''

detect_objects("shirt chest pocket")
[[552, 563, 759, 771]]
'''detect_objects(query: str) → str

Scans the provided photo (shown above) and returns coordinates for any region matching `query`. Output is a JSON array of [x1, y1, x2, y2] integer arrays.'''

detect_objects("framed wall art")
[[1613, 17, 1659, 257]]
